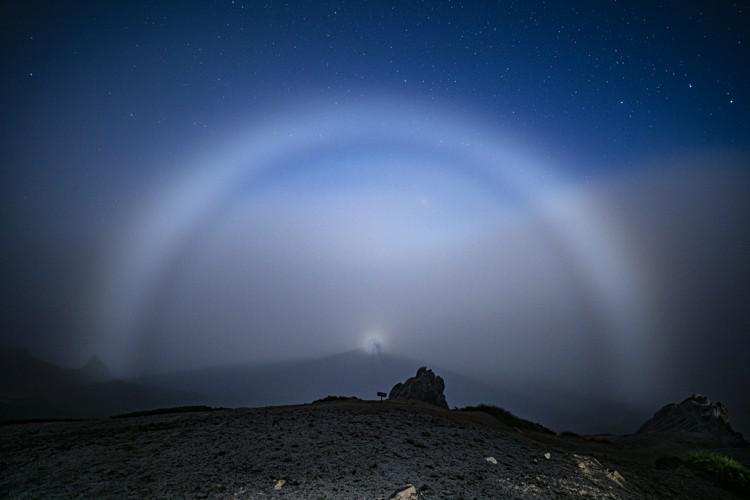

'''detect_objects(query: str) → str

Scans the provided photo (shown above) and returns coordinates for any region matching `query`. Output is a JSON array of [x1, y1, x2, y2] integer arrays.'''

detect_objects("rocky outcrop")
[[388, 367, 448, 408], [638, 394, 744, 443]]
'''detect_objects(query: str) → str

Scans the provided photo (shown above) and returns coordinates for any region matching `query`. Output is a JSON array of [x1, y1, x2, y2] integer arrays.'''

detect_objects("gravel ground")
[[0, 400, 745, 499]]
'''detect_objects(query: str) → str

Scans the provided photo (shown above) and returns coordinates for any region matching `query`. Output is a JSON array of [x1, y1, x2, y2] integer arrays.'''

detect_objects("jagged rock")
[[388, 367, 448, 408], [607, 470, 625, 487], [637, 394, 744, 443]]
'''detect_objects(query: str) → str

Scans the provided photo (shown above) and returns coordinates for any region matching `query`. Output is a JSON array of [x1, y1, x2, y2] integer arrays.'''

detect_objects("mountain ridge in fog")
[[5, 346, 718, 435], [0, 347, 111, 397], [0, 347, 195, 421], [138, 348, 645, 434]]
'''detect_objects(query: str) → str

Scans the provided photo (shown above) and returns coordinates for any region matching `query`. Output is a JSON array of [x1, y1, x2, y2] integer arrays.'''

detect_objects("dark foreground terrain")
[[1, 400, 748, 499]]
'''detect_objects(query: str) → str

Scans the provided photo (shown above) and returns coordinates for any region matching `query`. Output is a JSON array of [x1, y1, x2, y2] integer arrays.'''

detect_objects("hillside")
[[1, 400, 748, 499]]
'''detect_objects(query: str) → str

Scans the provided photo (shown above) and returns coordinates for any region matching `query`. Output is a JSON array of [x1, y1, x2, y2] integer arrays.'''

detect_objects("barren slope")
[[1, 400, 746, 499]]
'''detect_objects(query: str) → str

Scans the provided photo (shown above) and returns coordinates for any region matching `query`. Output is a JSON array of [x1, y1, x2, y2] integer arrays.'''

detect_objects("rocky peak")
[[637, 394, 744, 443], [388, 366, 448, 409]]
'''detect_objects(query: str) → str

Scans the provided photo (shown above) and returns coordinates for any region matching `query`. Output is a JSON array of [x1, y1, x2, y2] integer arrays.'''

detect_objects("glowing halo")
[[363, 330, 385, 355], [97, 98, 652, 392]]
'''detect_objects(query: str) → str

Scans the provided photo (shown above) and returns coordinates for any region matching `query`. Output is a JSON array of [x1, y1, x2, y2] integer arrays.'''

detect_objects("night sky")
[[1, 2, 749, 429]]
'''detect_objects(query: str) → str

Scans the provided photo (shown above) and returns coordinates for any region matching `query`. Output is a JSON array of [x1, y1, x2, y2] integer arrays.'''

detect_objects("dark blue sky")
[[1, 1, 747, 250], [3, 1, 748, 175]]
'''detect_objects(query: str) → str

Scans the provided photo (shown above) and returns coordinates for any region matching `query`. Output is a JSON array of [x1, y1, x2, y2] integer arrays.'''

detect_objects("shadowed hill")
[[0, 348, 110, 397], [0, 348, 196, 421], [139, 349, 644, 434]]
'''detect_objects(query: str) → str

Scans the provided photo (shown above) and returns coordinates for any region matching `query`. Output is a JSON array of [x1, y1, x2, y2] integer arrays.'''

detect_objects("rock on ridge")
[[388, 366, 448, 409], [637, 394, 744, 443]]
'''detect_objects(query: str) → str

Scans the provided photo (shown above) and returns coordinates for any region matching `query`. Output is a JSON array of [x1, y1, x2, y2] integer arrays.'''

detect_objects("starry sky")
[[1, 2, 749, 430], [3, 1, 748, 170]]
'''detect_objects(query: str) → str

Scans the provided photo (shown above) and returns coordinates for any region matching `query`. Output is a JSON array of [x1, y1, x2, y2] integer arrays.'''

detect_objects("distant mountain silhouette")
[[0, 348, 196, 421], [0, 348, 113, 397], [139, 349, 644, 433], [141, 349, 441, 408], [0, 347, 645, 432], [78, 355, 111, 383]]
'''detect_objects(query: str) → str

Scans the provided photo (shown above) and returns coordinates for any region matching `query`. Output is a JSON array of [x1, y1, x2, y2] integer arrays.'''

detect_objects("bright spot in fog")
[[364, 331, 384, 354]]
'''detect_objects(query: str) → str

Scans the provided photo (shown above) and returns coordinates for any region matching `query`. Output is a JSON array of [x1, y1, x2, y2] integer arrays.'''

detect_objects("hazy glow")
[[363, 330, 385, 355], [98, 98, 651, 394]]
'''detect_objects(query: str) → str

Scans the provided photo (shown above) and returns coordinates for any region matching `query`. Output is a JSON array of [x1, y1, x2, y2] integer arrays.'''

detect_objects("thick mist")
[[3, 112, 748, 432], [19, 138, 745, 428], [117, 157, 748, 390]]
